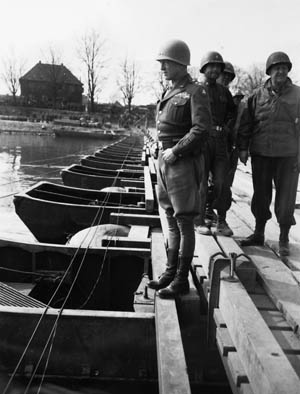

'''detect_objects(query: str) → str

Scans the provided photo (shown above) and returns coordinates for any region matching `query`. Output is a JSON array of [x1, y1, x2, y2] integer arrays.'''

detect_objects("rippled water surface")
[[0, 133, 111, 212]]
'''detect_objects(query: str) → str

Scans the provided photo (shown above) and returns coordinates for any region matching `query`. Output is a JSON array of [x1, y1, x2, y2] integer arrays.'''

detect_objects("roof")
[[20, 62, 83, 86]]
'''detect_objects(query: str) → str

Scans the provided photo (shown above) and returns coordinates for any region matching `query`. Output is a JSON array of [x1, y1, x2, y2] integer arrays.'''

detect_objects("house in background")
[[19, 61, 83, 109]]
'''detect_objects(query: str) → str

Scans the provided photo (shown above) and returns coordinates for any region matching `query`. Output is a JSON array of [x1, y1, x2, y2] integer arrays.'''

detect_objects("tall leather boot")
[[148, 249, 178, 290], [240, 221, 266, 246], [158, 256, 192, 298], [279, 225, 290, 256]]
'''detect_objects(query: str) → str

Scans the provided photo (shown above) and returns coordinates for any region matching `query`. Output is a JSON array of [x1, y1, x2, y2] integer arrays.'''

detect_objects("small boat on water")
[[13, 181, 156, 244], [81, 155, 144, 170], [0, 231, 157, 386], [61, 164, 147, 190]]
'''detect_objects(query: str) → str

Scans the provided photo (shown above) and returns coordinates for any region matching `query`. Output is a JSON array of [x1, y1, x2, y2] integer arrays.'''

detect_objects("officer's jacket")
[[204, 80, 237, 131], [237, 78, 300, 157], [156, 74, 211, 157]]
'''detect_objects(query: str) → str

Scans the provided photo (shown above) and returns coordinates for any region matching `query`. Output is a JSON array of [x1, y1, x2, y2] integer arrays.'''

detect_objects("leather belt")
[[158, 138, 181, 150], [213, 125, 224, 131], [210, 125, 226, 137]]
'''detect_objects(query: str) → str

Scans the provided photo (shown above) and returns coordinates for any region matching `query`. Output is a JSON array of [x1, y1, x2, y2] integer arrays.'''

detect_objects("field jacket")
[[237, 78, 300, 157], [156, 74, 211, 157]]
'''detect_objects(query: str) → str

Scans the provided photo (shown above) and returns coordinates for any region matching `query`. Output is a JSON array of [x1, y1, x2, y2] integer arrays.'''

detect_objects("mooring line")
[[3, 140, 144, 392]]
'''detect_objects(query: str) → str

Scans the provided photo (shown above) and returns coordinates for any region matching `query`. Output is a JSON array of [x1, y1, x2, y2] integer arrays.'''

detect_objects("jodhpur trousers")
[[157, 151, 203, 257]]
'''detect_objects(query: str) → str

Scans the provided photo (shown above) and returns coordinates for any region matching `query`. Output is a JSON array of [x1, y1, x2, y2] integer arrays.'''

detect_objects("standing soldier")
[[195, 51, 237, 236], [237, 51, 300, 256], [148, 39, 211, 298]]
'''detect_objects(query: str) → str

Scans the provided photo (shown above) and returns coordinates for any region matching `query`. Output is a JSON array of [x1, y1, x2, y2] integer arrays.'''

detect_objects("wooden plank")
[[151, 231, 191, 394], [120, 179, 144, 188], [148, 156, 156, 176], [243, 246, 300, 335], [101, 236, 150, 249], [110, 213, 160, 227], [194, 233, 223, 277], [144, 166, 154, 213], [219, 269, 300, 394], [216, 326, 236, 356], [215, 316, 252, 394], [128, 225, 149, 239]]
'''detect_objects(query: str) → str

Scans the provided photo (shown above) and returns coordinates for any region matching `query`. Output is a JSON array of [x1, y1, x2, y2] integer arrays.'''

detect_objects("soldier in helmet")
[[237, 51, 300, 256], [148, 39, 212, 298], [195, 51, 237, 236], [218, 61, 236, 88]]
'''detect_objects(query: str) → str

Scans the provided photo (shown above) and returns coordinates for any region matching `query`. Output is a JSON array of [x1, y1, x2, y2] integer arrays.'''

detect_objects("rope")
[[3, 142, 140, 393]]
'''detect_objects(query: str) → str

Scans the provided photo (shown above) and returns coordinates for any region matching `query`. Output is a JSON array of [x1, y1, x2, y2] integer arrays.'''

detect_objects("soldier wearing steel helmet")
[[195, 51, 237, 237], [218, 61, 236, 88], [237, 51, 300, 256], [148, 39, 212, 298]]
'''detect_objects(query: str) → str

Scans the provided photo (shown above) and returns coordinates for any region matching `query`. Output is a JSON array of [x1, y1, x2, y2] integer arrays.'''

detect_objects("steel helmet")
[[200, 51, 225, 73], [156, 39, 190, 66], [265, 51, 292, 75], [223, 61, 235, 80]]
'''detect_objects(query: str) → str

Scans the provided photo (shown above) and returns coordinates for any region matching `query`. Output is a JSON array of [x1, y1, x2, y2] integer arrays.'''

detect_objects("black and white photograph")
[[0, 0, 299, 393]]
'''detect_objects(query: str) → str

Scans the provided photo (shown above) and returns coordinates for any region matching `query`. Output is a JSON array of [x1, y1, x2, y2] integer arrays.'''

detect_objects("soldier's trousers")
[[157, 151, 203, 257], [197, 136, 231, 223], [251, 155, 299, 226]]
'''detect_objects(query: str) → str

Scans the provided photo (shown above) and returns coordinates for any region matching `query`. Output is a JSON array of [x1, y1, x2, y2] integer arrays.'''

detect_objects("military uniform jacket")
[[204, 81, 236, 130], [237, 78, 300, 157], [156, 74, 211, 157]]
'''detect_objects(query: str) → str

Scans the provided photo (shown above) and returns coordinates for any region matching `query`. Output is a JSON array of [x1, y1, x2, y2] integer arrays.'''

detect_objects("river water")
[[0, 133, 111, 212], [0, 132, 158, 394]]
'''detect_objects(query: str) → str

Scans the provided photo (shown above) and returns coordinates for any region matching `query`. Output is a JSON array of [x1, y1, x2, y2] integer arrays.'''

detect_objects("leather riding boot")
[[240, 221, 266, 246], [279, 225, 291, 256], [158, 256, 192, 298], [148, 249, 178, 290]]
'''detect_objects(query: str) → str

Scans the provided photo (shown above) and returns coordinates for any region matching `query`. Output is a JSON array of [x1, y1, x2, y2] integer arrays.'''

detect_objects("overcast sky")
[[1, 0, 300, 104]]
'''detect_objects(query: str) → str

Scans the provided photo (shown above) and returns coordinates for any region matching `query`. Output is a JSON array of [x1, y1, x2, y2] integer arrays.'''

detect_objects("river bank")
[[0, 119, 54, 135]]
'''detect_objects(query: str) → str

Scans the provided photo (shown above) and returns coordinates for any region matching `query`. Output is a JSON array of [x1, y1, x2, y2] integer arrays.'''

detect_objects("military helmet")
[[265, 51, 292, 75], [223, 61, 235, 80], [156, 39, 190, 66], [200, 51, 225, 73]]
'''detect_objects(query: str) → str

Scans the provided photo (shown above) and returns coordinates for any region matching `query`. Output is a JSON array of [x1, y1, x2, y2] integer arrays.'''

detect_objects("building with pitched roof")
[[19, 61, 83, 108]]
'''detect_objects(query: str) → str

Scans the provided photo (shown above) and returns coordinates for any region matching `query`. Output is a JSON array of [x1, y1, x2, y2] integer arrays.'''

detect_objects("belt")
[[213, 125, 224, 131], [210, 125, 226, 137], [158, 138, 181, 150]]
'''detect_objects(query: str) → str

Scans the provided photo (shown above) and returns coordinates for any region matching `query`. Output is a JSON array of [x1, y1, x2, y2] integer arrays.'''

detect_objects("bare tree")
[[117, 57, 141, 114], [150, 70, 169, 100], [2, 51, 25, 103], [78, 29, 107, 113], [231, 64, 266, 98]]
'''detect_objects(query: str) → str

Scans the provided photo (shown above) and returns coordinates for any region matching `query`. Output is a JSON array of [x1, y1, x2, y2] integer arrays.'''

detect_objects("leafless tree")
[[150, 71, 170, 100], [78, 29, 107, 113], [2, 51, 25, 103], [117, 57, 141, 114], [231, 64, 266, 98]]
